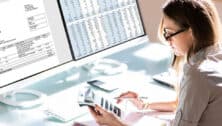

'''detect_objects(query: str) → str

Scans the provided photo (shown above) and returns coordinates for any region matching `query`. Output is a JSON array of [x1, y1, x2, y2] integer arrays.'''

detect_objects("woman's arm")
[[147, 100, 178, 112], [117, 91, 178, 112]]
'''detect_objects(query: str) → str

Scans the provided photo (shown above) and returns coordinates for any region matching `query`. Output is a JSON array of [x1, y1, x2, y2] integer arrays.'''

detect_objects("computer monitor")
[[0, 0, 73, 94], [0, 0, 147, 107], [58, 0, 148, 73]]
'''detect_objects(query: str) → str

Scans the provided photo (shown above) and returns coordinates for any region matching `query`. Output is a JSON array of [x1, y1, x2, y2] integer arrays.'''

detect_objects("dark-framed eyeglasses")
[[163, 28, 187, 41]]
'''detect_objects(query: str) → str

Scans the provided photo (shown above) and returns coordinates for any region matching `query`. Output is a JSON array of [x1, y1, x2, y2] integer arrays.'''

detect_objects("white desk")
[[0, 42, 176, 126]]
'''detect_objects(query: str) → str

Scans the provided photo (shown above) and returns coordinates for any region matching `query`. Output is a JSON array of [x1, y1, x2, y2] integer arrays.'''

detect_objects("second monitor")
[[58, 0, 147, 67]]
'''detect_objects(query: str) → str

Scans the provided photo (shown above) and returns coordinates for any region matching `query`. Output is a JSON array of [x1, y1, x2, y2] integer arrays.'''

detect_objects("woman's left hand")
[[88, 105, 126, 126]]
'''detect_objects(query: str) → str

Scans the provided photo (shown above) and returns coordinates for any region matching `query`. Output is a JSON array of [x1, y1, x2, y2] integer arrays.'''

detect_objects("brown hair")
[[158, 0, 222, 69]]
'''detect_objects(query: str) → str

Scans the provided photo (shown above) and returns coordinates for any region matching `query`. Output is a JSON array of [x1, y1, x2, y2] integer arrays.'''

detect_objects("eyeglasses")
[[163, 28, 187, 41]]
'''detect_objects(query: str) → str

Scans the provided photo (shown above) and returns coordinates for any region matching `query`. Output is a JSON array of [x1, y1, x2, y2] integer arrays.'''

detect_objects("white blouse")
[[173, 43, 222, 126]]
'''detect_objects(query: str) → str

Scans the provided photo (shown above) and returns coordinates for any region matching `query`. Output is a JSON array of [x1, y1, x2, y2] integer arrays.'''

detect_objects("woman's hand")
[[88, 105, 126, 126], [116, 91, 144, 110]]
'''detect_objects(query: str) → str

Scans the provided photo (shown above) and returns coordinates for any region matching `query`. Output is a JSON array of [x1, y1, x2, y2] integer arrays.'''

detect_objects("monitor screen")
[[0, 0, 72, 91], [58, 0, 146, 61]]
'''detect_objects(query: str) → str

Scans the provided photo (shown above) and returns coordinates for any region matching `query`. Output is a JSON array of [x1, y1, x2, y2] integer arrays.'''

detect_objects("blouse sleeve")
[[174, 66, 210, 126]]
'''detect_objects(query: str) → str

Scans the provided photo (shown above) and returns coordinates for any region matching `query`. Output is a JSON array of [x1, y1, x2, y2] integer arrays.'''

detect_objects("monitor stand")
[[65, 66, 81, 82], [83, 58, 128, 75], [0, 89, 47, 109]]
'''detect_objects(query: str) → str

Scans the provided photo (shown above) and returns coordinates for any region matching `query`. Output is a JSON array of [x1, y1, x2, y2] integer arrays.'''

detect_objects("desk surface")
[[0, 42, 176, 126]]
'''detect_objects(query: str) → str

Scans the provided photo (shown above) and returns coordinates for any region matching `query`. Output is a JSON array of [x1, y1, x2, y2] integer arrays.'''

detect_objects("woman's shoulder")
[[184, 55, 222, 86], [199, 44, 222, 75], [180, 62, 220, 95], [187, 58, 221, 75], [187, 43, 222, 75]]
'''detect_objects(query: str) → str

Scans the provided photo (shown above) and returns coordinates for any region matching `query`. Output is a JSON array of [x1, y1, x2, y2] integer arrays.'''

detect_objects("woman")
[[89, 0, 222, 125]]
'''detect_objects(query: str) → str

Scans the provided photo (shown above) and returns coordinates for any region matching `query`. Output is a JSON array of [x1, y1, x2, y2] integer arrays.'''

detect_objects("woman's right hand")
[[116, 91, 144, 110]]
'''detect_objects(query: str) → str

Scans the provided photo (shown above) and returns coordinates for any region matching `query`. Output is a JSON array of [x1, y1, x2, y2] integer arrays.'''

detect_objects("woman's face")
[[162, 15, 194, 56]]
